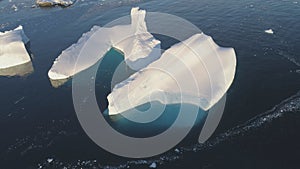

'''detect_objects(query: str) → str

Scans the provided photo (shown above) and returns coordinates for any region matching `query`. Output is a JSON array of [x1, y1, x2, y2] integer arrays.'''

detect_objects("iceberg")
[[264, 29, 274, 34], [36, 0, 73, 7], [107, 33, 236, 115], [48, 7, 161, 82], [0, 25, 32, 74]]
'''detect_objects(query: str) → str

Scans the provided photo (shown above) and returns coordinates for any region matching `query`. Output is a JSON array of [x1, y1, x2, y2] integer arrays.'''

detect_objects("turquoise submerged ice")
[[48, 7, 161, 80]]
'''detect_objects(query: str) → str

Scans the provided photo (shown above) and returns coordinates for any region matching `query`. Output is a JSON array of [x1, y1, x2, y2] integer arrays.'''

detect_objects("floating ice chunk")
[[11, 4, 18, 11], [47, 158, 53, 163], [108, 33, 236, 115], [264, 29, 274, 34], [0, 26, 32, 71], [48, 7, 161, 82], [36, 0, 73, 7], [149, 162, 157, 168], [174, 148, 180, 153]]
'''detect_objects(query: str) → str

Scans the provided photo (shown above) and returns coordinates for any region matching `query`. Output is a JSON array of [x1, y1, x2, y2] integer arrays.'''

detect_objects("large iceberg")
[[107, 33, 236, 115], [48, 7, 161, 81], [0, 25, 32, 74]]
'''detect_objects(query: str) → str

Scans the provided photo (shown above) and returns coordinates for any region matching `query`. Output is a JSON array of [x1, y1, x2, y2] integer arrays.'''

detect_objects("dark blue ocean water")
[[0, 0, 300, 168]]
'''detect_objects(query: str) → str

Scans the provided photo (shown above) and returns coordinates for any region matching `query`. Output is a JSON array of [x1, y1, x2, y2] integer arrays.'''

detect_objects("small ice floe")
[[36, 0, 73, 7], [11, 4, 18, 11], [149, 162, 157, 168], [264, 29, 274, 34], [0, 25, 33, 76], [47, 158, 53, 163], [174, 148, 180, 153]]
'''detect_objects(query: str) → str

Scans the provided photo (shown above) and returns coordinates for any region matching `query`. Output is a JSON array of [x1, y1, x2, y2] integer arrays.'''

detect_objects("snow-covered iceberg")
[[48, 7, 161, 82], [0, 25, 32, 75], [36, 0, 73, 7], [107, 33, 236, 115]]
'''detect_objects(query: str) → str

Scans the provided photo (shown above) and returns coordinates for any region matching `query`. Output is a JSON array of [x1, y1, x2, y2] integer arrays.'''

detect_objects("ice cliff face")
[[108, 33, 237, 115], [0, 26, 31, 69], [48, 7, 161, 80]]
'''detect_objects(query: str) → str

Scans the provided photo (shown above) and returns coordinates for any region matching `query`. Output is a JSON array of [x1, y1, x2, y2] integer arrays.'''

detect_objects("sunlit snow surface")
[[0, 25, 33, 76], [48, 7, 160, 81], [108, 33, 236, 115]]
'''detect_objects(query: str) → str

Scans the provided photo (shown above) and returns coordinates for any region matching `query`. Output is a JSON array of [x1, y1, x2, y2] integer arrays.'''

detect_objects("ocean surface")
[[0, 0, 300, 168]]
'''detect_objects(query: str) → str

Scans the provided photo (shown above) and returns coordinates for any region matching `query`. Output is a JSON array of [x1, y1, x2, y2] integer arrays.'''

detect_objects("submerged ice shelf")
[[108, 33, 237, 115], [0, 25, 33, 76], [48, 7, 161, 81]]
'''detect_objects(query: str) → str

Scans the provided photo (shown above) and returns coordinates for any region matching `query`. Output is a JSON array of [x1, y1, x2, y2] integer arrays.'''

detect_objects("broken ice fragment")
[[264, 29, 274, 34]]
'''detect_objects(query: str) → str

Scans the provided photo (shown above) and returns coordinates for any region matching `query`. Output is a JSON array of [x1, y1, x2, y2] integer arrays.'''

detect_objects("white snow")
[[48, 7, 161, 80], [0, 25, 31, 69], [36, 0, 73, 7], [264, 29, 274, 34], [107, 33, 237, 115]]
